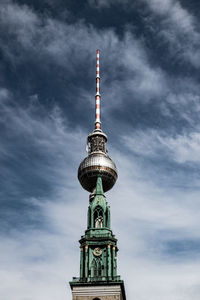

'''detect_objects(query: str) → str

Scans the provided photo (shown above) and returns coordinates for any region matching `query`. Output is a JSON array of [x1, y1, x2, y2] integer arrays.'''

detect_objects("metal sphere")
[[78, 153, 118, 193]]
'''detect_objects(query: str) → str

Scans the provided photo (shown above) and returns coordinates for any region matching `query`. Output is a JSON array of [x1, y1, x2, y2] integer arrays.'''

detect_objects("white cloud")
[[142, 0, 200, 67], [87, 0, 200, 67], [1, 0, 200, 124], [0, 1, 168, 104], [123, 128, 200, 164]]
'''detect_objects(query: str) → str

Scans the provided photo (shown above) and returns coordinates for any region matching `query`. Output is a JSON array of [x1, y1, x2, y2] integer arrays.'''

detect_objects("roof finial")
[[95, 49, 101, 130]]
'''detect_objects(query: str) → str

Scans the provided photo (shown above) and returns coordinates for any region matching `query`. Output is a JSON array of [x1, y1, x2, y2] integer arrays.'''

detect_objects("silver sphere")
[[78, 153, 118, 193]]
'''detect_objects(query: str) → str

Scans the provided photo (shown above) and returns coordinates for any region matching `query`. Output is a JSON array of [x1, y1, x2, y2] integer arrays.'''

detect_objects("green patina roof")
[[74, 174, 124, 290], [95, 174, 104, 195], [91, 174, 107, 211]]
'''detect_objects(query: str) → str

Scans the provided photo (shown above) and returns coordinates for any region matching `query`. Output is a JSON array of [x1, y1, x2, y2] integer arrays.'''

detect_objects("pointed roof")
[[95, 174, 104, 195], [90, 174, 107, 211]]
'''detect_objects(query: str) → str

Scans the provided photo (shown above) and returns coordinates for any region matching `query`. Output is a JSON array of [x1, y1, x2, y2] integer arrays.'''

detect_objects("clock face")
[[93, 247, 102, 257]]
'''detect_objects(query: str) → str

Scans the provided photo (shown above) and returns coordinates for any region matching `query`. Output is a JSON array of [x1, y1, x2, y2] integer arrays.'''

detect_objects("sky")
[[0, 0, 200, 299]]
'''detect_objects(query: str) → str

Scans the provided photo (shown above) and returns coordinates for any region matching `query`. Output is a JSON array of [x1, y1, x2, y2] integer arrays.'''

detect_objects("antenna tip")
[[97, 49, 100, 54]]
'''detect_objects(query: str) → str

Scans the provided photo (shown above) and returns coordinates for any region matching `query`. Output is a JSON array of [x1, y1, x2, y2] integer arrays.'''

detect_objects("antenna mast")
[[95, 49, 101, 130]]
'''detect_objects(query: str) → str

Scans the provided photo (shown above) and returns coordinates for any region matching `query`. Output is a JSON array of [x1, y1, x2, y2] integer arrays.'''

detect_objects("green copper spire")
[[88, 174, 110, 230], [70, 175, 120, 283], [95, 174, 104, 195]]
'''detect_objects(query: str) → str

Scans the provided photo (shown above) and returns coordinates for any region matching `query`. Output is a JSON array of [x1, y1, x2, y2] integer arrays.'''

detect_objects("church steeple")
[[79, 175, 116, 281], [69, 50, 126, 300], [87, 175, 110, 230]]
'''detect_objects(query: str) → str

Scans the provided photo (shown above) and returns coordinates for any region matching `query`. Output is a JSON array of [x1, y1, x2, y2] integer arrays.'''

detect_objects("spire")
[[95, 174, 104, 195], [95, 49, 101, 130]]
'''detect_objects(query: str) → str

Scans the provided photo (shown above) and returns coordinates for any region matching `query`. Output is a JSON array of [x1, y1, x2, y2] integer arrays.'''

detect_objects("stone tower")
[[69, 50, 126, 300]]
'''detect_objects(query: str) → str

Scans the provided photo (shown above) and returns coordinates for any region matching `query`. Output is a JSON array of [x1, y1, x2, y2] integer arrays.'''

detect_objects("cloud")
[[142, 0, 200, 67], [0, 85, 88, 234], [0, 85, 88, 299], [87, 0, 131, 9], [123, 128, 200, 164], [88, 0, 200, 67], [1, 0, 200, 127]]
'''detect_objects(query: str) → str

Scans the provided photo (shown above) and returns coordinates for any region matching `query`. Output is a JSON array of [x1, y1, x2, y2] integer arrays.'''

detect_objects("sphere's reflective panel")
[[78, 153, 118, 193]]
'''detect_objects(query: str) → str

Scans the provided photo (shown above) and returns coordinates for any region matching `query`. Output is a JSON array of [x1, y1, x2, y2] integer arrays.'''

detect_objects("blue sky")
[[1, 0, 200, 299]]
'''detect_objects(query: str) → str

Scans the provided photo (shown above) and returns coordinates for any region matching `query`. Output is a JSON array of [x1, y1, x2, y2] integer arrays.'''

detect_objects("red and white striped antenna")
[[95, 49, 101, 130]]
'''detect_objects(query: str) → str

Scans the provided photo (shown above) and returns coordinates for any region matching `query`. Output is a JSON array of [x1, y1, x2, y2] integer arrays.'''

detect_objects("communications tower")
[[69, 50, 126, 300]]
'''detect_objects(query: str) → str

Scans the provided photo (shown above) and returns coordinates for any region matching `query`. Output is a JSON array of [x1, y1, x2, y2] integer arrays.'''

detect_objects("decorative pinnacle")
[[95, 49, 101, 130]]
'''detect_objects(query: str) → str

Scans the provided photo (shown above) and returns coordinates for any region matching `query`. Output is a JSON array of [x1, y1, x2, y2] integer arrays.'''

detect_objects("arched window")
[[92, 258, 102, 277], [93, 298, 101, 300], [94, 206, 103, 228]]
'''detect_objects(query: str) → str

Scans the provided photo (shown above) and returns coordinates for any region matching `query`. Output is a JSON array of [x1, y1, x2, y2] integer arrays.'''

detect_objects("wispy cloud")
[[88, 0, 200, 67], [142, 0, 200, 67], [123, 128, 200, 164]]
